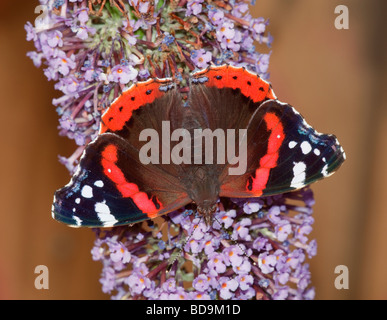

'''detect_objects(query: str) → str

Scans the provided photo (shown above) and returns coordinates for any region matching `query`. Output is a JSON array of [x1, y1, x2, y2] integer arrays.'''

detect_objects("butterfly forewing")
[[53, 81, 192, 227], [218, 100, 345, 198]]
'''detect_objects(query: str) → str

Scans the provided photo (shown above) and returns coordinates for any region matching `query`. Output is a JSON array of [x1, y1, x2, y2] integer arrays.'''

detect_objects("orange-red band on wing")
[[101, 144, 162, 217], [192, 65, 277, 103], [248, 113, 285, 196], [99, 78, 173, 134]]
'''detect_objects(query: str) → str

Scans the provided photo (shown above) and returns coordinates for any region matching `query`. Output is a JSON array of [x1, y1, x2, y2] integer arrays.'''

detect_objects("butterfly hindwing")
[[99, 77, 176, 135]]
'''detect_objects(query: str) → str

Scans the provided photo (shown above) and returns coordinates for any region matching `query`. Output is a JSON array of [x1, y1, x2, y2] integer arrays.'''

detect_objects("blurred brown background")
[[0, 0, 386, 299]]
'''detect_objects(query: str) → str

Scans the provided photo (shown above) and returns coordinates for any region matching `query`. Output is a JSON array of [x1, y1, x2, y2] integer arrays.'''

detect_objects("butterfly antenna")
[[212, 215, 257, 267], [166, 215, 203, 273]]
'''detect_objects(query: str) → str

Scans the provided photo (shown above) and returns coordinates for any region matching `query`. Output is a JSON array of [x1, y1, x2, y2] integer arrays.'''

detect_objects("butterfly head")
[[185, 166, 220, 226], [197, 201, 218, 226]]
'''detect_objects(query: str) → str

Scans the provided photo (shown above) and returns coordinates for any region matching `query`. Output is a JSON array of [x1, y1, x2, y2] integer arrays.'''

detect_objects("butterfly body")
[[52, 65, 345, 227], [182, 165, 220, 225]]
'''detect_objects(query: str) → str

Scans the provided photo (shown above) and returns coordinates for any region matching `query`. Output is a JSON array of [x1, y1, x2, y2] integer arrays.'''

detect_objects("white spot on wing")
[[300, 141, 312, 154], [290, 161, 306, 188], [321, 163, 329, 176], [75, 198, 81, 204], [288, 141, 297, 149], [314, 148, 321, 156], [94, 180, 104, 188], [73, 215, 82, 226], [95, 201, 117, 226], [81, 185, 93, 198]]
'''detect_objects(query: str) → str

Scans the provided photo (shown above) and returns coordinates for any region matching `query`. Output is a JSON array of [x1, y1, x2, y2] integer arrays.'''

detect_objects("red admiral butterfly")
[[52, 65, 345, 227]]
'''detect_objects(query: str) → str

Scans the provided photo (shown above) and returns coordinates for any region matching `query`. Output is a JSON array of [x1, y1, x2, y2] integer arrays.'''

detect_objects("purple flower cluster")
[[26, 0, 273, 173], [91, 188, 316, 300]]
